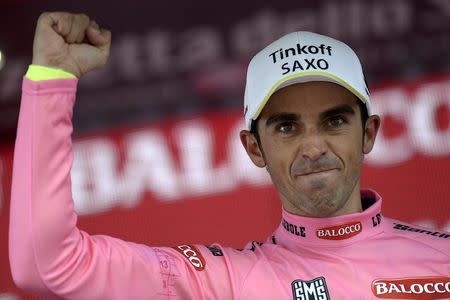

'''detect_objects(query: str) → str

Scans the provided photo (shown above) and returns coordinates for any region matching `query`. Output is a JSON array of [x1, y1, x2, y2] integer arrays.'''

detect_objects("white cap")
[[244, 31, 371, 129]]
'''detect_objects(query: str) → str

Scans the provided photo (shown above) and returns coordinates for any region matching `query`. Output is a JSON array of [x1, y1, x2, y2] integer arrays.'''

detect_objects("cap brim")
[[251, 71, 368, 121]]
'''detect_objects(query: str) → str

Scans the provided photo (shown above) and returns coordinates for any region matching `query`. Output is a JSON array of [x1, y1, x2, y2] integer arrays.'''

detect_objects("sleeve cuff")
[[25, 65, 77, 81]]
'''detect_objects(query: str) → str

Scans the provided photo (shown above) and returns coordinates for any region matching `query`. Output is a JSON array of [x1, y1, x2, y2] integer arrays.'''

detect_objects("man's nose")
[[298, 130, 328, 161]]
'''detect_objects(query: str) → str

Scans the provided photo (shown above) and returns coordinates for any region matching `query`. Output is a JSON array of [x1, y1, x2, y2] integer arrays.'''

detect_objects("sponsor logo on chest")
[[291, 277, 330, 300], [393, 223, 450, 239], [316, 221, 362, 240], [372, 277, 450, 299], [173, 244, 206, 271], [206, 245, 223, 256]]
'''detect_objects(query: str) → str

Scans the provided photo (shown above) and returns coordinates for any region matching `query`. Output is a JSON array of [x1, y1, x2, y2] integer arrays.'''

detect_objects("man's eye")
[[276, 122, 295, 133], [327, 116, 346, 127]]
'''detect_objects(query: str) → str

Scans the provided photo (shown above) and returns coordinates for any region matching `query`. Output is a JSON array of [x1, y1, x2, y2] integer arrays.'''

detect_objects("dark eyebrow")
[[265, 113, 299, 127], [319, 104, 355, 120]]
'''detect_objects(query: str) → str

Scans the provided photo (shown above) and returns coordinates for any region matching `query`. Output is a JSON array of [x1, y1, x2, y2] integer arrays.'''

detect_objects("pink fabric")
[[9, 78, 450, 300]]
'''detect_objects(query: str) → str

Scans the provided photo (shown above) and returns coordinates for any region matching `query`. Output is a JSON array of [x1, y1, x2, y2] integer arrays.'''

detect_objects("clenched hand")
[[32, 12, 111, 77]]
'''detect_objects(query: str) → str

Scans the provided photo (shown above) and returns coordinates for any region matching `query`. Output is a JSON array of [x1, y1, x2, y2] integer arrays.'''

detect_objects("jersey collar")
[[274, 189, 384, 248]]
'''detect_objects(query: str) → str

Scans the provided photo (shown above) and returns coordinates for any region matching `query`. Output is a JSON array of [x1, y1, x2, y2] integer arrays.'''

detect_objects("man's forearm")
[[9, 75, 78, 298]]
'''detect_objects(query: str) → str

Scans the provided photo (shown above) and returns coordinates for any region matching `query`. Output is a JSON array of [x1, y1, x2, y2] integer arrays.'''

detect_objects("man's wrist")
[[25, 64, 77, 81]]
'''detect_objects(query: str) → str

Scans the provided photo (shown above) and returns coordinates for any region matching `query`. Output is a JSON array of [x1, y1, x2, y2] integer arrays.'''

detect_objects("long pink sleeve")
[[8, 78, 246, 299], [8, 78, 77, 299]]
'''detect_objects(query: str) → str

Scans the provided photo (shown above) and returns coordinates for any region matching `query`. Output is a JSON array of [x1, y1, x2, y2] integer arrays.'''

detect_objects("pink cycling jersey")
[[9, 78, 450, 299]]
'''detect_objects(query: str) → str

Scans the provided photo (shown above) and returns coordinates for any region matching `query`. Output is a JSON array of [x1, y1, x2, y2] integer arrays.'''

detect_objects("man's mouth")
[[297, 168, 337, 177]]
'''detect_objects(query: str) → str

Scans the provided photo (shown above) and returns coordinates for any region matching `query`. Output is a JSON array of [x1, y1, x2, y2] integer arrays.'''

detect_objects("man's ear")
[[239, 130, 266, 167], [363, 115, 381, 154]]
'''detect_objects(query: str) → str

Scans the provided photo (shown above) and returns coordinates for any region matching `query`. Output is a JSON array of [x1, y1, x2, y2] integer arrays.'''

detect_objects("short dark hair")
[[250, 97, 369, 145], [357, 98, 369, 128], [250, 115, 262, 149]]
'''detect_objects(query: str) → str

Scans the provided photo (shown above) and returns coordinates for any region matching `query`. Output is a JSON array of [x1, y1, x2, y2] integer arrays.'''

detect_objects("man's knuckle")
[[79, 14, 90, 22], [39, 12, 49, 18], [73, 13, 87, 25], [37, 12, 51, 23], [100, 56, 107, 66]]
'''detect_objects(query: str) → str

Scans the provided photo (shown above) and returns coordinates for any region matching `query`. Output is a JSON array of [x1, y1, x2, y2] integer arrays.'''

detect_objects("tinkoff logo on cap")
[[269, 43, 333, 75], [244, 31, 371, 129]]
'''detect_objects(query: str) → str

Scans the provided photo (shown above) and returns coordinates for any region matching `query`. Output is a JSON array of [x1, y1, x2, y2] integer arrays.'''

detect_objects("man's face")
[[240, 81, 379, 217]]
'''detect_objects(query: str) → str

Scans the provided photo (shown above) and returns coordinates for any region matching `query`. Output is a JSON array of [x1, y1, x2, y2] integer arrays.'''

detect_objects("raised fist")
[[32, 12, 111, 77]]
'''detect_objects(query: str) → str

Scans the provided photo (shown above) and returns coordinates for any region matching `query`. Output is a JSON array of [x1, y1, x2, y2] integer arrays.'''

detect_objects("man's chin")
[[297, 185, 342, 210], [296, 173, 340, 193]]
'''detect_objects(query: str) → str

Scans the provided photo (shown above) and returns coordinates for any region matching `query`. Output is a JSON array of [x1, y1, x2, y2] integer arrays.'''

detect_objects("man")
[[9, 12, 449, 300]]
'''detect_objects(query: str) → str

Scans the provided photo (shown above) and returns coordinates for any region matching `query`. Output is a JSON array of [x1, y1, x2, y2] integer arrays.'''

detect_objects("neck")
[[276, 189, 383, 247]]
